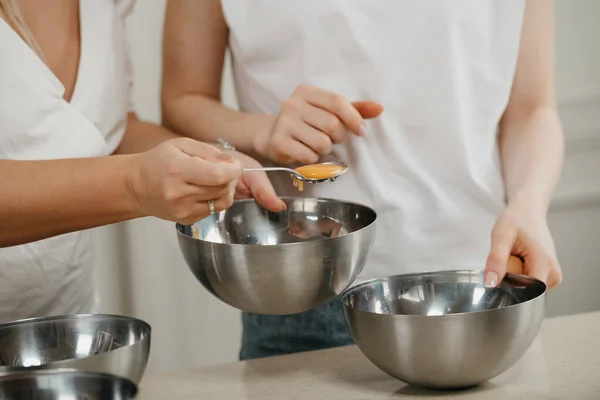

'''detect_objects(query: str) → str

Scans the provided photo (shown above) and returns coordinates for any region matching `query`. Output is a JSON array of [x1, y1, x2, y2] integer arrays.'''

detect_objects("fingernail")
[[216, 153, 234, 162], [484, 271, 498, 288], [358, 124, 367, 136]]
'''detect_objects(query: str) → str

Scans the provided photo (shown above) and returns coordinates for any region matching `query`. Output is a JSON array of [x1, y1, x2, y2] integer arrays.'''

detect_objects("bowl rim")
[[339, 269, 547, 318], [0, 313, 151, 372], [175, 196, 378, 248], [0, 313, 151, 333]]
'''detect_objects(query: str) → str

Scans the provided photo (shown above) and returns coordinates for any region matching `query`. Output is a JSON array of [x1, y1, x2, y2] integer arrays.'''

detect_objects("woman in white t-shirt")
[[162, 0, 565, 360], [0, 0, 284, 323]]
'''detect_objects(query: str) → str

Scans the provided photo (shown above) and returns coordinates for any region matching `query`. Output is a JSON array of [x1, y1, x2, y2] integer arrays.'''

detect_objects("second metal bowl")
[[0, 314, 151, 384], [340, 270, 546, 389], [177, 197, 377, 315], [0, 369, 138, 399]]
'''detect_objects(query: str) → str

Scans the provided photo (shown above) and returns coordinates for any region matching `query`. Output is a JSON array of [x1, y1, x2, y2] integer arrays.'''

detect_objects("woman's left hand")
[[483, 205, 562, 290], [228, 150, 287, 212]]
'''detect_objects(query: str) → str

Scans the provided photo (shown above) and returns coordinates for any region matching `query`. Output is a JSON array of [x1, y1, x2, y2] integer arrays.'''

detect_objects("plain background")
[[91, 0, 600, 375]]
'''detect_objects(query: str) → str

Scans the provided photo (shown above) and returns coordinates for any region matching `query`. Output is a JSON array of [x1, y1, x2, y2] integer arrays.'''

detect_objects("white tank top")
[[221, 0, 525, 281], [0, 0, 132, 322]]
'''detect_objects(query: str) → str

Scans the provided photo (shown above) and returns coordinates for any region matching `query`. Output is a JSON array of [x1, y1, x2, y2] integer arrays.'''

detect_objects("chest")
[[0, 0, 130, 159], [17, 0, 81, 102], [223, 0, 525, 125]]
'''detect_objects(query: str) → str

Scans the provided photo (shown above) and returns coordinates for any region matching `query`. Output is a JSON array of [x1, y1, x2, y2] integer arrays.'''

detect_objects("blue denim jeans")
[[239, 297, 354, 360]]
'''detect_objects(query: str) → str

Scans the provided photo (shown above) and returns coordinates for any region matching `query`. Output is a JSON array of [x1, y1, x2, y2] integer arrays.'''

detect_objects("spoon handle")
[[243, 167, 306, 180], [217, 138, 310, 181]]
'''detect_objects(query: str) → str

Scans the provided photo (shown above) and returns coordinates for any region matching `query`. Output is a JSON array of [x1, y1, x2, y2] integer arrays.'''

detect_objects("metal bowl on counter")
[[340, 270, 546, 389], [0, 314, 151, 384], [177, 197, 377, 315], [0, 369, 138, 399]]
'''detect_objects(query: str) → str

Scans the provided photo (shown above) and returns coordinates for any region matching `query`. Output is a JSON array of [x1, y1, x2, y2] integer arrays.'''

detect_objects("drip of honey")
[[292, 176, 304, 192], [291, 163, 346, 191]]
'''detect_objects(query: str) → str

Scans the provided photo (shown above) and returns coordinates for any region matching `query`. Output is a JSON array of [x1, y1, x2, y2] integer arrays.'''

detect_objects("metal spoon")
[[215, 138, 348, 184], [243, 161, 348, 184]]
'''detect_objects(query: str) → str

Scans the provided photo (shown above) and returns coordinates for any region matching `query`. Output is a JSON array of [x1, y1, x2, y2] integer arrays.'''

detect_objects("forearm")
[[113, 113, 180, 155], [162, 94, 274, 159], [499, 106, 564, 217], [0, 156, 141, 247]]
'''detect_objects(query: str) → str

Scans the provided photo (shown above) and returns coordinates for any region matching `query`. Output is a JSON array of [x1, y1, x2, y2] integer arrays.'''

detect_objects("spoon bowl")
[[243, 161, 348, 184]]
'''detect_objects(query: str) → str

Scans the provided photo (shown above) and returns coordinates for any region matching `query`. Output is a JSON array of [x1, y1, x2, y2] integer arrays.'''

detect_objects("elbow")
[[499, 101, 561, 138], [160, 91, 177, 131]]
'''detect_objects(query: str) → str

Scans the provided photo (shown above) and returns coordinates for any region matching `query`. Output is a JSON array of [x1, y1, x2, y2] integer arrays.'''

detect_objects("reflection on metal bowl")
[[0, 314, 151, 384], [0, 369, 138, 399], [177, 197, 377, 315], [341, 270, 546, 389]]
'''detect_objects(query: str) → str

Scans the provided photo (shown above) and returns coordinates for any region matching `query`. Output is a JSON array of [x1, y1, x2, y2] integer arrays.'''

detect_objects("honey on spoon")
[[242, 161, 348, 191], [215, 138, 348, 190], [291, 162, 348, 191]]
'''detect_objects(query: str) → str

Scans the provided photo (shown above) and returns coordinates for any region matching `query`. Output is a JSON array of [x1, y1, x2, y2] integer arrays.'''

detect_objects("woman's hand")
[[127, 137, 242, 224], [228, 150, 287, 213], [254, 85, 384, 165], [483, 205, 562, 290]]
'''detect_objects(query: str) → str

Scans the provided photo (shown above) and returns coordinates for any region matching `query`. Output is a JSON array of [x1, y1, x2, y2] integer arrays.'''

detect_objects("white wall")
[[94, 0, 600, 375]]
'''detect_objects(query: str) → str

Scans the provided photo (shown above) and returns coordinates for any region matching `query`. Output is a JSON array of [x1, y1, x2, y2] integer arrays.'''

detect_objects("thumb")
[[242, 171, 286, 213], [484, 227, 517, 288], [352, 101, 384, 119]]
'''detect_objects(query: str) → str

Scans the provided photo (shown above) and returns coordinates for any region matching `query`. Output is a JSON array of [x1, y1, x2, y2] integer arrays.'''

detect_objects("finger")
[[180, 156, 242, 187], [172, 190, 236, 225], [296, 85, 365, 136], [189, 183, 231, 201], [194, 191, 236, 217], [546, 263, 563, 290], [524, 256, 550, 285], [506, 255, 525, 275], [235, 180, 252, 200], [519, 239, 551, 284], [241, 170, 286, 212], [271, 136, 320, 165], [352, 101, 384, 119], [300, 104, 349, 144], [292, 124, 333, 156], [170, 137, 224, 160], [484, 223, 518, 287]]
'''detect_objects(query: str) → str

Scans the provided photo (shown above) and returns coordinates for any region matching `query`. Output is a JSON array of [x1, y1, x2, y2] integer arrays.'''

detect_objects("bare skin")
[[484, 0, 564, 289], [0, 0, 284, 248], [161, 0, 564, 289], [161, 0, 383, 165]]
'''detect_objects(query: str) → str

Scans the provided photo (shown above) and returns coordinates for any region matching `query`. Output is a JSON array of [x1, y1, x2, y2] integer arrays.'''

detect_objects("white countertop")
[[137, 311, 600, 399]]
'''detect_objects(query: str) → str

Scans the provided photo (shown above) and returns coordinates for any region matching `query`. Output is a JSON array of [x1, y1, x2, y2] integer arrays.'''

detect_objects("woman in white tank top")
[[162, 0, 565, 360], [0, 0, 283, 323]]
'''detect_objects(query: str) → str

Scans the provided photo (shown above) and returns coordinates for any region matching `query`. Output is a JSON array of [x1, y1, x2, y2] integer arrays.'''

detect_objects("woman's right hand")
[[127, 137, 242, 224], [254, 85, 384, 165]]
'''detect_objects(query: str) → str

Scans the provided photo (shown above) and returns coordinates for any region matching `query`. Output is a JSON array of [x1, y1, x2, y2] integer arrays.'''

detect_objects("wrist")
[[251, 114, 277, 160], [121, 154, 146, 219], [506, 191, 550, 222]]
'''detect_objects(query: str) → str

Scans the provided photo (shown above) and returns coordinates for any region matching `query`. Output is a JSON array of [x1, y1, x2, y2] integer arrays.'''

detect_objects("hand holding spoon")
[[216, 138, 349, 191]]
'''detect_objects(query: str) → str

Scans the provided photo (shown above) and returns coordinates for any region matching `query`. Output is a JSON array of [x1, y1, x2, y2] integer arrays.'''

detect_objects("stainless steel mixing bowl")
[[177, 197, 377, 315], [0, 314, 151, 384], [0, 369, 138, 399], [340, 270, 546, 389]]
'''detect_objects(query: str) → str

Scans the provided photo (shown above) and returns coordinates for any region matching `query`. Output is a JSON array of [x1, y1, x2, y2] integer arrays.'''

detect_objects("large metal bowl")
[[340, 270, 546, 389], [0, 369, 138, 399], [0, 314, 151, 384], [176, 197, 377, 315]]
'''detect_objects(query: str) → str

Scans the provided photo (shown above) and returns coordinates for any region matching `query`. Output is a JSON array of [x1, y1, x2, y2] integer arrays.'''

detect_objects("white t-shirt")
[[221, 0, 525, 281], [0, 0, 133, 322]]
